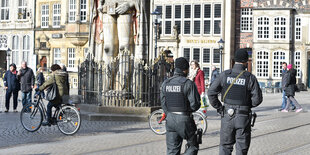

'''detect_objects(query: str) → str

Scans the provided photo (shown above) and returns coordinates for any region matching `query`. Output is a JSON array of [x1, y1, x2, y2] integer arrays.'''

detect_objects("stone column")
[[224, 0, 235, 70]]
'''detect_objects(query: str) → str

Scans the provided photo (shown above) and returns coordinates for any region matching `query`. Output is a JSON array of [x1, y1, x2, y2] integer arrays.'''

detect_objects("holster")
[[196, 128, 203, 144], [250, 112, 257, 127]]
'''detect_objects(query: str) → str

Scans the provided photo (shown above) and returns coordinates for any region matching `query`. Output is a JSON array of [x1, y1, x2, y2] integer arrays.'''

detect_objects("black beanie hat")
[[9, 63, 16, 70], [175, 57, 189, 71], [234, 48, 249, 63]]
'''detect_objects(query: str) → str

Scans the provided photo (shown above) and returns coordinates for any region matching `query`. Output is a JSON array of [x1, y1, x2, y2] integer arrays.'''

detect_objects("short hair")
[[282, 62, 287, 65], [9, 63, 16, 70], [22, 61, 27, 66], [51, 64, 61, 71], [190, 60, 200, 69]]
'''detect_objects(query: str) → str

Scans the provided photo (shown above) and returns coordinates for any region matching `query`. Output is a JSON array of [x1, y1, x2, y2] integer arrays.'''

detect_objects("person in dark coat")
[[18, 61, 35, 108], [210, 65, 219, 85], [34, 67, 45, 98], [281, 64, 302, 113], [3, 64, 20, 112], [279, 62, 295, 111]]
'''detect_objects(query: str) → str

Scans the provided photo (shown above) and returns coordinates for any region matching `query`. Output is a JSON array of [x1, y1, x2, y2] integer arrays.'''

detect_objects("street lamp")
[[217, 38, 224, 72], [151, 8, 162, 58], [6, 48, 11, 70]]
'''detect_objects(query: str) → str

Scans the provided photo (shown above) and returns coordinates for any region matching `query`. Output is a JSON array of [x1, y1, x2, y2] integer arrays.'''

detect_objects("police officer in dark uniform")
[[161, 57, 201, 155], [207, 48, 263, 155]]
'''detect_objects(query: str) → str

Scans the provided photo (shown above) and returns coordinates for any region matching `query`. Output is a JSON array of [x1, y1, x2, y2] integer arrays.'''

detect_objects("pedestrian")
[[34, 67, 45, 98], [188, 60, 205, 96], [18, 61, 35, 109], [60, 64, 70, 93], [210, 65, 219, 85], [281, 64, 303, 113], [279, 62, 295, 111], [208, 48, 263, 155], [3, 64, 20, 112], [36, 64, 69, 126], [161, 57, 201, 155]]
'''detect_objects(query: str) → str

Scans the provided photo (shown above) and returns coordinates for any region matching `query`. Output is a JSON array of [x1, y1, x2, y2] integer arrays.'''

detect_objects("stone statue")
[[172, 25, 179, 39]]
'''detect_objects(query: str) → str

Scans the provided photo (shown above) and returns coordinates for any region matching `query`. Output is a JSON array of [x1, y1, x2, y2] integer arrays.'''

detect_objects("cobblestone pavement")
[[0, 90, 310, 154]]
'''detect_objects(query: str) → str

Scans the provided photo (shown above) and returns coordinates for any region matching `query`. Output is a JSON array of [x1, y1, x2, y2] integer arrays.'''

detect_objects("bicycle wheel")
[[20, 103, 43, 132], [149, 109, 166, 135], [57, 105, 81, 135], [193, 112, 207, 134]]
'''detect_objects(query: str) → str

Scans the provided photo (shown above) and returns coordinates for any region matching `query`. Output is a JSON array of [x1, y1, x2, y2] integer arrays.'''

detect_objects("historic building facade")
[[0, 0, 36, 71], [35, 0, 90, 88]]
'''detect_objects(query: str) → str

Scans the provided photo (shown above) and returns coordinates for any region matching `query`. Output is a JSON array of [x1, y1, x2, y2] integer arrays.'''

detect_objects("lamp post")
[[6, 48, 11, 70], [217, 38, 224, 72], [151, 8, 162, 58]]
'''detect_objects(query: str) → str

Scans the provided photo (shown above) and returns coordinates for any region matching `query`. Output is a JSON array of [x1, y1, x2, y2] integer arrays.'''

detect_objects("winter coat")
[[36, 72, 45, 86], [18, 67, 35, 93], [39, 70, 69, 104], [193, 69, 205, 95], [284, 69, 297, 97], [281, 69, 289, 89], [211, 69, 219, 84], [3, 70, 20, 92]]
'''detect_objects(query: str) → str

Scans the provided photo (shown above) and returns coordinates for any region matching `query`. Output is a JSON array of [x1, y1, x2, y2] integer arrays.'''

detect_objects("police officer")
[[161, 57, 201, 155], [207, 48, 263, 155]]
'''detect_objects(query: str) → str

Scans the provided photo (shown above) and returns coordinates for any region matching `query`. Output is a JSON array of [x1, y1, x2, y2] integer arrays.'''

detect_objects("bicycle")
[[149, 107, 208, 135], [20, 91, 81, 135]]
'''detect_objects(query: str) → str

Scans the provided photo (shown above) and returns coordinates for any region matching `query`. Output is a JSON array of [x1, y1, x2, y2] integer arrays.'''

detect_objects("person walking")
[[34, 67, 45, 98], [3, 64, 20, 112], [37, 64, 69, 126], [18, 61, 35, 109], [188, 60, 205, 96], [161, 57, 201, 155], [208, 48, 263, 155], [281, 64, 303, 113], [279, 62, 295, 111], [210, 65, 219, 86]]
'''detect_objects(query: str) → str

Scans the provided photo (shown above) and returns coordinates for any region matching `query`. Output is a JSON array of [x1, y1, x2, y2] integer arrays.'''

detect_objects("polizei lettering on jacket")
[[166, 85, 181, 92], [226, 77, 246, 86]]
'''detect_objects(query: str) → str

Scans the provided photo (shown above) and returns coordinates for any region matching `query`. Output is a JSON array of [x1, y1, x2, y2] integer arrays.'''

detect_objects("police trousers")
[[166, 113, 199, 155], [219, 112, 251, 155]]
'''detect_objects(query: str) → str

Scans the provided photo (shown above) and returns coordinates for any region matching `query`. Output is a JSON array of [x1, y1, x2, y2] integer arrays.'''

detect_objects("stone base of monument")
[[77, 104, 161, 122]]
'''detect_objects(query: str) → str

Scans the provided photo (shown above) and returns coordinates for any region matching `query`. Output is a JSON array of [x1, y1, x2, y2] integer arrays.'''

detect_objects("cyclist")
[[36, 64, 69, 126]]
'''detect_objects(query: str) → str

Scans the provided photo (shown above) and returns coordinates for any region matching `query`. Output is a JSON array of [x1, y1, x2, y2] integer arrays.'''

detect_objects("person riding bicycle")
[[36, 64, 69, 126]]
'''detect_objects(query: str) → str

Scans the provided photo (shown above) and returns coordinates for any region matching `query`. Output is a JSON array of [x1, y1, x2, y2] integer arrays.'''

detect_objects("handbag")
[[45, 75, 58, 101]]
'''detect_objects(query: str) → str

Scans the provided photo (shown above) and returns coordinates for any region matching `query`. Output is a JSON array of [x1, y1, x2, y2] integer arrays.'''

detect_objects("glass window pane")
[[175, 5, 181, 18], [184, 48, 190, 61], [204, 4, 211, 18], [184, 5, 191, 18]]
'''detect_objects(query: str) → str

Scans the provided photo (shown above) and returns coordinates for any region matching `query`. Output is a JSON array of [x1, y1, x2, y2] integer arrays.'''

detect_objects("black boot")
[[42, 120, 51, 126]]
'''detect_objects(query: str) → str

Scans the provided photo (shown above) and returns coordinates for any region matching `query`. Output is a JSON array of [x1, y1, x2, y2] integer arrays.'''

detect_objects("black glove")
[[217, 106, 224, 116]]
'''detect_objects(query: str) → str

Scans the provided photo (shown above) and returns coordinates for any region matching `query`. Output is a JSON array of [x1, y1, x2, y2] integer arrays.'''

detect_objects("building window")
[[22, 35, 30, 63], [274, 17, 286, 39], [18, 0, 27, 20], [73, 78, 78, 88], [165, 5, 172, 35], [193, 5, 201, 34], [272, 51, 286, 78], [203, 67, 210, 80], [80, 0, 87, 22], [193, 48, 200, 62], [12, 36, 19, 64], [69, 0, 76, 22], [257, 51, 269, 77], [174, 5, 181, 34], [41, 5, 49, 28], [294, 51, 301, 78], [203, 48, 210, 63], [54, 48, 61, 64], [257, 17, 269, 39], [184, 5, 191, 34], [203, 4, 211, 34], [68, 48, 75, 69], [213, 49, 220, 63], [0, 0, 9, 21], [295, 17, 301, 41], [53, 4, 61, 27], [213, 4, 221, 35], [183, 48, 190, 61], [156, 6, 162, 35], [240, 8, 252, 32], [0, 34, 8, 49]]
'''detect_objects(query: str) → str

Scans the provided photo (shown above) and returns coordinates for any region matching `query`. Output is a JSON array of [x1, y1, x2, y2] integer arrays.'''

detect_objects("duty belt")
[[171, 112, 192, 116], [224, 104, 251, 117]]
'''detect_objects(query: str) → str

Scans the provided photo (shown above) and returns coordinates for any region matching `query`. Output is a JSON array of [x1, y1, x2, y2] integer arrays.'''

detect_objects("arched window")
[[256, 51, 269, 77], [272, 51, 286, 78], [274, 17, 286, 39], [257, 17, 269, 39], [22, 35, 30, 62], [12, 36, 19, 64]]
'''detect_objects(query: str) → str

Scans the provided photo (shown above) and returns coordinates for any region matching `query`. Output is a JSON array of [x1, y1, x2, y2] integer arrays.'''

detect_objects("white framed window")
[[73, 78, 78, 88], [213, 4, 221, 35], [69, 0, 76, 22], [203, 48, 210, 63], [80, 0, 87, 22], [174, 5, 181, 35], [294, 51, 301, 78], [53, 4, 61, 27], [257, 17, 269, 39], [203, 4, 211, 35], [183, 48, 190, 61], [295, 17, 301, 41], [155, 5, 162, 35], [41, 5, 49, 28], [203, 67, 210, 80], [183, 5, 191, 35], [256, 51, 269, 78], [193, 48, 200, 62], [274, 17, 286, 39], [193, 5, 201, 35], [0, 34, 8, 49], [18, 0, 27, 20], [240, 8, 252, 32], [213, 49, 220, 63], [68, 48, 75, 69], [164, 5, 172, 35], [0, 0, 9, 21], [54, 48, 61, 64], [22, 35, 30, 63], [12, 36, 19, 65], [272, 51, 286, 78]]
